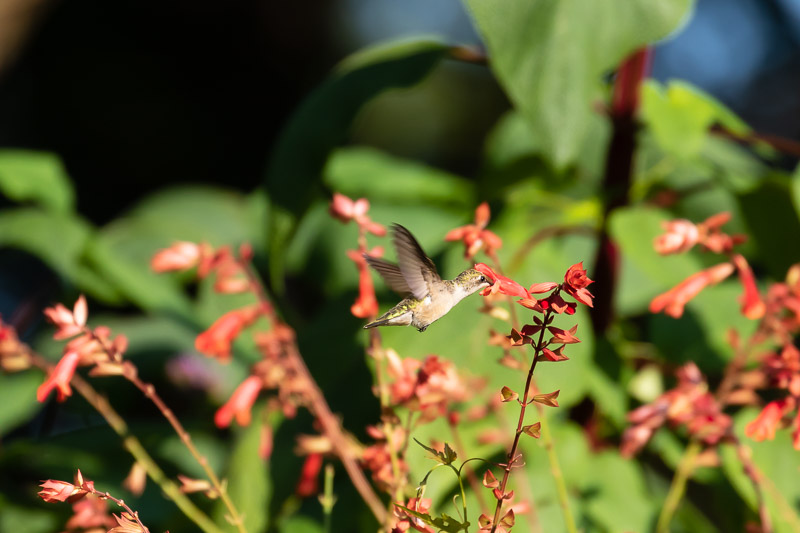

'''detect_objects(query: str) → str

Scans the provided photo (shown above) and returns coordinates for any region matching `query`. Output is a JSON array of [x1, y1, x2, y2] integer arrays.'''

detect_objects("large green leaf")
[[263, 39, 450, 291], [214, 404, 271, 533], [0, 150, 75, 213], [323, 147, 475, 209], [0, 372, 42, 436], [641, 80, 750, 159], [463, 0, 694, 169]]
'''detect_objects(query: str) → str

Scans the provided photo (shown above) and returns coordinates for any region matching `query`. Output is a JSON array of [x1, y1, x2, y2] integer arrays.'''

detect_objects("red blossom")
[[474, 263, 529, 298], [445, 202, 503, 260], [66, 495, 116, 530], [195, 305, 263, 362], [649, 262, 735, 318], [654, 219, 700, 255], [745, 398, 793, 442], [547, 325, 581, 345], [37, 351, 80, 402], [563, 262, 594, 307], [347, 248, 381, 319], [732, 253, 765, 320], [295, 453, 323, 497], [214, 375, 264, 428]]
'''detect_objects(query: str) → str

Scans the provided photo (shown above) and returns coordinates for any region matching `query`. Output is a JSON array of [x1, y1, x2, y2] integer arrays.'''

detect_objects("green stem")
[[320, 464, 336, 533], [656, 439, 701, 533], [538, 406, 577, 533]]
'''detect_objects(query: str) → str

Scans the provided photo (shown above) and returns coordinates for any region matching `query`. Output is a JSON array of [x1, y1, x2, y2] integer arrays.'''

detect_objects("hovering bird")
[[363, 224, 492, 332]]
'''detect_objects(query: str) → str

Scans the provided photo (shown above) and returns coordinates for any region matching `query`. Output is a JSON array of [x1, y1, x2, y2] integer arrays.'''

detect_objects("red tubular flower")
[[732, 254, 765, 320], [44, 295, 88, 339], [295, 453, 323, 497], [37, 351, 80, 402], [653, 219, 699, 255], [474, 263, 529, 298], [650, 262, 735, 318], [214, 375, 263, 428], [329, 193, 386, 236], [195, 305, 262, 362], [745, 398, 793, 442], [347, 249, 380, 319], [38, 479, 81, 503], [563, 262, 594, 307], [150, 241, 202, 272], [445, 202, 503, 260]]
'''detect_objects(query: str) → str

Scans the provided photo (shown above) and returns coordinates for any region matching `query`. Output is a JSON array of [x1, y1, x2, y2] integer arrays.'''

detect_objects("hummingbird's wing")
[[392, 224, 441, 300], [363, 255, 412, 295]]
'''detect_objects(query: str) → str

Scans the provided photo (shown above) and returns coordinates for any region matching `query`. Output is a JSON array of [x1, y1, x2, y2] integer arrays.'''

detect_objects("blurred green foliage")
[[2, 0, 800, 532]]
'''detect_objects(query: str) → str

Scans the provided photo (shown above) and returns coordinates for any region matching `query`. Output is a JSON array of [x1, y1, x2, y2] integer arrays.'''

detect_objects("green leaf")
[[0, 372, 42, 436], [0, 207, 93, 281], [323, 147, 475, 209], [641, 80, 750, 158], [414, 438, 458, 465], [464, 0, 693, 168], [263, 39, 449, 291], [0, 150, 75, 212], [394, 504, 469, 533], [214, 403, 271, 533]]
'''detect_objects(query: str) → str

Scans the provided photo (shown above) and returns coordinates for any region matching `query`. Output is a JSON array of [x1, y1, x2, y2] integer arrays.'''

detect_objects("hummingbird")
[[363, 224, 492, 332]]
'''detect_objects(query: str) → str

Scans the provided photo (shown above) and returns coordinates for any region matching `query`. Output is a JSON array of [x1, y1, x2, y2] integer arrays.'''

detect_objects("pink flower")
[[195, 305, 262, 362], [653, 219, 699, 255], [150, 241, 202, 272], [38, 479, 81, 503], [37, 351, 80, 402], [44, 295, 88, 339], [329, 193, 386, 236], [650, 262, 735, 318], [214, 375, 263, 428], [445, 202, 503, 260]]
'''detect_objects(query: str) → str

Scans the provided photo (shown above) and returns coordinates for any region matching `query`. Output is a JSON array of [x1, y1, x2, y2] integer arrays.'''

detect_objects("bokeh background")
[[1, 1, 800, 532]]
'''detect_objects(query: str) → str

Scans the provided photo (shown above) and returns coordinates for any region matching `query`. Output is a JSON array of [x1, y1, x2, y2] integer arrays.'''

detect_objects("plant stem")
[[538, 405, 577, 533], [656, 439, 701, 533], [320, 464, 336, 533], [30, 354, 224, 533], [489, 309, 551, 533], [242, 261, 388, 524], [449, 416, 488, 514]]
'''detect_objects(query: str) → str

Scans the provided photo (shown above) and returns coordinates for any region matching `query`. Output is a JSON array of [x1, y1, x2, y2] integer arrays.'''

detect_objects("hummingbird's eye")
[[480, 275, 490, 284]]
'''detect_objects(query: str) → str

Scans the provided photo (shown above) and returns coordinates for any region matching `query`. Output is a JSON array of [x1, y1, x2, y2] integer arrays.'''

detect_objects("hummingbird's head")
[[454, 268, 492, 295]]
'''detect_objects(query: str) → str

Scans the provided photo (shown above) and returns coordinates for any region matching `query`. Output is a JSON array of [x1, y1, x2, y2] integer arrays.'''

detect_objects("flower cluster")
[[621, 363, 732, 457], [649, 212, 763, 319], [472, 261, 593, 532], [37, 296, 130, 403], [329, 192, 387, 319], [739, 264, 800, 448], [445, 202, 503, 261], [39, 470, 149, 533], [151, 241, 254, 294]]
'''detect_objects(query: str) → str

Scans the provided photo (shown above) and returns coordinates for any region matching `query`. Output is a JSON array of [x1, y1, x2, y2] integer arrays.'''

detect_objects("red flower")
[[195, 305, 262, 362], [295, 453, 323, 497], [650, 262, 735, 318], [214, 375, 263, 428], [445, 202, 503, 260], [745, 399, 792, 442], [37, 351, 80, 402], [150, 241, 202, 272], [562, 262, 594, 307], [547, 325, 581, 345], [474, 263, 529, 298], [653, 219, 699, 255], [38, 479, 81, 503], [732, 254, 765, 320], [347, 249, 380, 319]]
